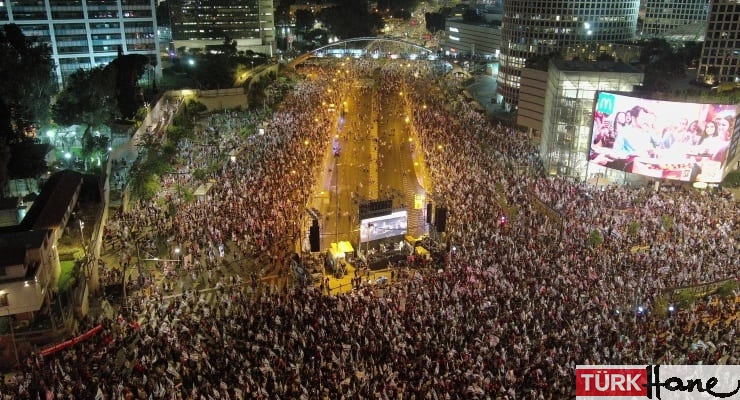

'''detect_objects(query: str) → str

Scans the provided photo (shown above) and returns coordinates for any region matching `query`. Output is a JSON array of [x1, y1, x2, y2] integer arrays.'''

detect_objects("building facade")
[[440, 18, 501, 59], [539, 59, 643, 181], [0, 230, 56, 318], [170, 0, 275, 56], [497, 0, 639, 110], [0, 170, 83, 319], [0, 0, 161, 86], [696, 0, 740, 85], [642, 0, 709, 37]]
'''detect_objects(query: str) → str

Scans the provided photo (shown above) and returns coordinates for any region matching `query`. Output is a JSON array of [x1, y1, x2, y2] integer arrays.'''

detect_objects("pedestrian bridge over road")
[[288, 37, 437, 68]]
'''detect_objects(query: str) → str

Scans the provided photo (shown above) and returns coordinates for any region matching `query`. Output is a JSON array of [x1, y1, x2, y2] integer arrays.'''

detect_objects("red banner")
[[40, 324, 104, 357]]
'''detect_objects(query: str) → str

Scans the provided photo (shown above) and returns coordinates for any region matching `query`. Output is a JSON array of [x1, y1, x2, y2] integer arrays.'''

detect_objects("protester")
[[2, 59, 737, 400]]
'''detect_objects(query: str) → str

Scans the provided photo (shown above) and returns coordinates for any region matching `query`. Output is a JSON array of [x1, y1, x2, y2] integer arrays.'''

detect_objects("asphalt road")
[[308, 72, 429, 254]]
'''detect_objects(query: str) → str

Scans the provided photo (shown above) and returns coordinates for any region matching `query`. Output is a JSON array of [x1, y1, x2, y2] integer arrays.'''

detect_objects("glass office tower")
[[498, 0, 639, 110], [1, 0, 160, 86], [696, 0, 740, 85]]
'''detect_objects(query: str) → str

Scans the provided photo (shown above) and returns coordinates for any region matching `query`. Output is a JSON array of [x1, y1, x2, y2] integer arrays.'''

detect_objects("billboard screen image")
[[360, 211, 408, 243], [589, 92, 737, 183]]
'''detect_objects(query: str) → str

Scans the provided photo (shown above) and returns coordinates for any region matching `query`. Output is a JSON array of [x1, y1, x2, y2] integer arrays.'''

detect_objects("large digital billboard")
[[360, 211, 408, 243], [589, 92, 737, 183]]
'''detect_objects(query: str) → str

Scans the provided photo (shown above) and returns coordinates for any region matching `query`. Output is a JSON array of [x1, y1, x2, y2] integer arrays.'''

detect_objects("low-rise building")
[[0, 170, 83, 319], [170, 0, 275, 56], [519, 59, 643, 181], [440, 18, 501, 59], [0, 230, 55, 318]]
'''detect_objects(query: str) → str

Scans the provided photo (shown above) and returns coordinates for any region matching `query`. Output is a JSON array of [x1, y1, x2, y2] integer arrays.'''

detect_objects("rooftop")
[[0, 229, 48, 253], [31, 170, 83, 230], [553, 59, 642, 74]]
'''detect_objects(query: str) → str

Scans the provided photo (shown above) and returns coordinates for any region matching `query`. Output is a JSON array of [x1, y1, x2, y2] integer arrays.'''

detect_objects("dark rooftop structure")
[[552, 59, 641, 74], [0, 229, 47, 250], [0, 230, 47, 282], [0, 197, 20, 210], [0, 170, 82, 234]]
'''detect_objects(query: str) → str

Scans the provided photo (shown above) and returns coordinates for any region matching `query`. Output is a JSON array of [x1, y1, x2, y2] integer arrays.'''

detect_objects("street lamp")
[[2, 299, 19, 367], [174, 247, 182, 265], [78, 220, 86, 255]]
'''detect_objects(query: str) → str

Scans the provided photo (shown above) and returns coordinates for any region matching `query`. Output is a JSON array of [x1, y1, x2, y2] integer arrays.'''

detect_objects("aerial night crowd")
[[1, 58, 738, 399]]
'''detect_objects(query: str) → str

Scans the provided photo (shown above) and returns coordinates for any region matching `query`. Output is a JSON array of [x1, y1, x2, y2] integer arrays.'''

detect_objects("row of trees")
[[52, 52, 150, 171], [168, 44, 268, 91], [128, 99, 204, 202], [276, 0, 386, 41], [0, 24, 151, 192], [0, 25, 57, 189]]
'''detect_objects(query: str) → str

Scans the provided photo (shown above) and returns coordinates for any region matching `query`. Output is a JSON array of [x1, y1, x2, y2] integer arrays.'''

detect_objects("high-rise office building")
[[642, 0, 709, 37], [170, 0, 274, 55], [696, 0, 740, 85], [0, 0, 161, 86], [497, 0, 640, 110]]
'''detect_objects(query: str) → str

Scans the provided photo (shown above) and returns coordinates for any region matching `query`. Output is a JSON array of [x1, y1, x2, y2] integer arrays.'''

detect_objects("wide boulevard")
[[307, 67, 429, 255]]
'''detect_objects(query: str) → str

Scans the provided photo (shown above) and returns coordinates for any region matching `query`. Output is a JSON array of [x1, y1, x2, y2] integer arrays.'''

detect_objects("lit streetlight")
[[78, 220, 86, 255]]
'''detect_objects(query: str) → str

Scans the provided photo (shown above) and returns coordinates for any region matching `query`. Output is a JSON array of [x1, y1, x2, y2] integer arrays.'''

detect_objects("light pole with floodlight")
[[78, 220, 86, 257]]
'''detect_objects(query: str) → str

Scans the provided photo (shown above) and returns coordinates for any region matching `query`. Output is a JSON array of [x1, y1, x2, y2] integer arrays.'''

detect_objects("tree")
[[639, 39, 690, 92], [0, 24, 56, 143], [638, 38, 672, 65], [131, 169, 162, 201], [193, 54, 237, 89], [317, 3, 378, 38], [53, 66, 117, 130], [7, 143, 50, 179], [587, 229, 603, 248], [376, 0, 419, 14], [462, 9, 481, 23], [304, 29, 330, 46], [723, 170, 740, 188], [222, 36, 237, 57], [274, 0, 296, 24], [110, 53, 150, 119], [52, 66, 118, 168], [247, 76, 272, 110], [294, 9, 315, 32], [677, 41, 703, 67], [156, 1, 171, 27], [368, 12, 385, 34], [0, 24, 56, 193], [425, 12, 446, 33]]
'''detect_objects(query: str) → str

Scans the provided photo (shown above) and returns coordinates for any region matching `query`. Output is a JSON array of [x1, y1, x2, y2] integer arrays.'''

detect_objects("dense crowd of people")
[[2, 58, 738, 399]]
